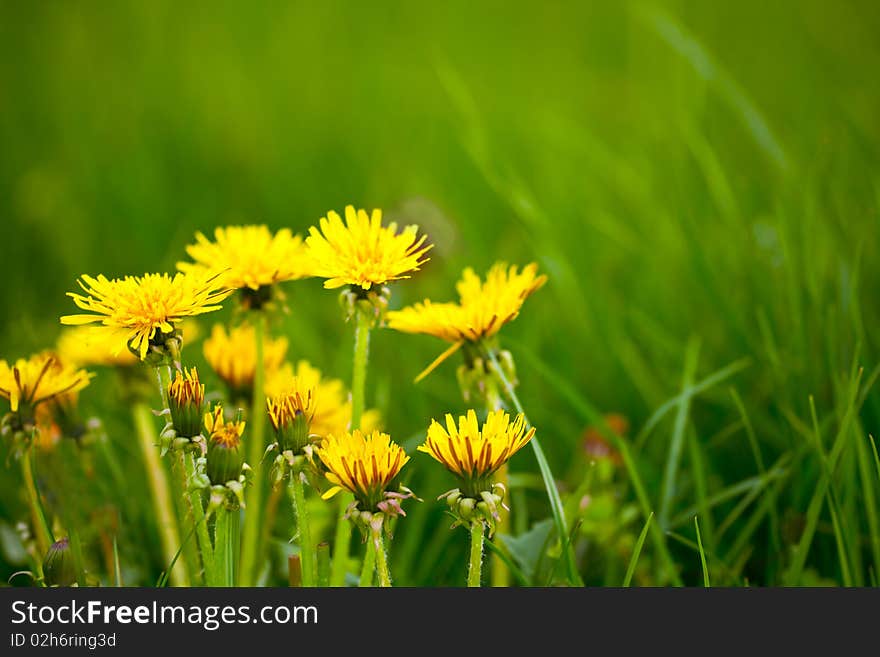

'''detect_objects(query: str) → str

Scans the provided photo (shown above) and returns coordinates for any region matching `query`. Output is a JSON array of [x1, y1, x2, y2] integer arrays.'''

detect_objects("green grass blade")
[[871, 435, 880, 481], [695, 517, 710, 587], [113, 536, 122, 587], [668, 463, 788, 530], [485, 347, 582, 586], [687, 426, 714, 550], [623, 512, 653, 587], [855, 428, 880, 583], [787, 369, 863, 585], [634, 356, 751, 449]]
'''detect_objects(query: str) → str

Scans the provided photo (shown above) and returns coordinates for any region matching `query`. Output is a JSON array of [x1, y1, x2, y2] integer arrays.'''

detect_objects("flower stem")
[[186, 452, 213, 580], [290, 472, 315, 587], [213, 507, 236, 586], [468, 520, 485, 587], [359, 536, 376, 587], [133, 401, 187, 586], [316, 542, 331, 587], [239, 312, 267, 586], [372, 523, 392, 587], [330, 308, 371, 586], [351, 308, 371, 428], [172, 452, 201, 584], [21, 448, 53, 556], [485, 348, 581, 586], [155, 364, 172, 409]]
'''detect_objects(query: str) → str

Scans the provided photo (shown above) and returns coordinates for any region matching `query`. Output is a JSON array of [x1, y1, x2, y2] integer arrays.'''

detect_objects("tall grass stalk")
[[20, 447, 52, 558], [485, 348, 580, 585], [133, 401, 186, 586]]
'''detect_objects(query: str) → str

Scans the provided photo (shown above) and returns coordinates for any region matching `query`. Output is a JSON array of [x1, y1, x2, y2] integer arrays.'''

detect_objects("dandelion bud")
[[203, 405, 246, 486], [168, 367, 205, 439], [267, 385, 315, 455], [42, 538, 77, 587]]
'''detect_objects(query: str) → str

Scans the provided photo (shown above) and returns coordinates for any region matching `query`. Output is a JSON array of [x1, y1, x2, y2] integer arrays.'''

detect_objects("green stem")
[[186, 452, 213, 580], [359, 536, 376, 587], [372, 523, 391, 587], [213, 507, 236, 587], [172, 452, 201, 584], [21, 448, 53, 556], [133, 402, 187, 586], [239, 312, 267, 586], [468, 520, 485, 587], [155, 365, 172, 410], [290, 472, 315, 587], [351, 307, 371, 428], [316, 543, 331, 587], [485, 348, 581, 586], [330, 308, 371, 586]]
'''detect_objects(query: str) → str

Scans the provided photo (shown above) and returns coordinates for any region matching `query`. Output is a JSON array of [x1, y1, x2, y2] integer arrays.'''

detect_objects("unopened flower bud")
[[168, 367, 205, 439], [267, 387, 315, 455], [43, 538, 77, 587]]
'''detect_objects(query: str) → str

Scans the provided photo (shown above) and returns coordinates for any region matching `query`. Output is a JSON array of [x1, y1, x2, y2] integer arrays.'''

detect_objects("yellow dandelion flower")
[[265, 359, 380, 438], [0, 353, 93, 418], [203, 323, 287, 395], [389, 262, 546, 342], [304, 205, 432, 290], [316, 429, 409, 510], [204, 405, 246, 447], [177, 225, 308, 293], [33, 406, 62, 451], [60, 272, 231, 360], [56, 326, 139, 368], [387, 262, 546, 380], [419, 409, 535, 496], [203, 404, 246, 485]]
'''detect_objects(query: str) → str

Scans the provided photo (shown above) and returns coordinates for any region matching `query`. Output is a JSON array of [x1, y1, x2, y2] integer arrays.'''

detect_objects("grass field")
[[2, 0, 879, 587]]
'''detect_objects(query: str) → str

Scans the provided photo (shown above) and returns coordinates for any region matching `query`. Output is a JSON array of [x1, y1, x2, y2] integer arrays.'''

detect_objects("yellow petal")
[[321, 485, 343, 500]]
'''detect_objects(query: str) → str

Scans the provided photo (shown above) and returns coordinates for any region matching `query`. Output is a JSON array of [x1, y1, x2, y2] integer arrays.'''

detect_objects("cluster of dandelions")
[[1, 204, 558, 588]]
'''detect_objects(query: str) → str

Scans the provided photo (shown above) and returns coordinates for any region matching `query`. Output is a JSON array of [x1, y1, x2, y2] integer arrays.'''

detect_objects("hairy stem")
[[359, 536, 376, 587], [330, 309, 371, 586], [468, 520, 485, 587], [373, 523, 392, 588], [290, 472, 315, 587], [186, 452, 213, 580]]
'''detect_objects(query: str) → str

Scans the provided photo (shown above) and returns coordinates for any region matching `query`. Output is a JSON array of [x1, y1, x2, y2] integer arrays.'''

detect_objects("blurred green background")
[[2, 0, 879, 586]]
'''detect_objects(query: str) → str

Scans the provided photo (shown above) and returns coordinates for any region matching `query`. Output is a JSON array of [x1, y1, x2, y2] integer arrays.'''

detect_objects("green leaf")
[[623, 512, 653, 587], [499, 519, 554, 584]]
